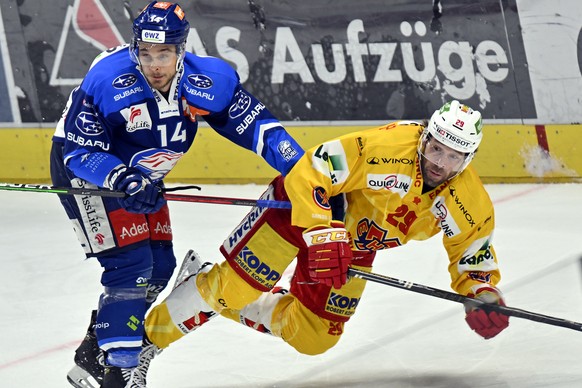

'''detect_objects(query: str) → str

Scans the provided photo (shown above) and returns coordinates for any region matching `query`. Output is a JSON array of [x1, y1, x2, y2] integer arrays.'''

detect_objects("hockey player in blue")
[[50, 2, 303, 387]]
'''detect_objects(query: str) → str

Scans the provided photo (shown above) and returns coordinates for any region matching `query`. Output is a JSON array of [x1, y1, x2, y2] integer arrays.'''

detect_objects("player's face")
[[138, 43, 178, 93], [420, 138, 466, 187]]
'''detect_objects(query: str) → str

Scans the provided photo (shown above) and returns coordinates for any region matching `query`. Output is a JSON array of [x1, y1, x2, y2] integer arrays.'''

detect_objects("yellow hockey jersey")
[[284, 121, 500, 296]]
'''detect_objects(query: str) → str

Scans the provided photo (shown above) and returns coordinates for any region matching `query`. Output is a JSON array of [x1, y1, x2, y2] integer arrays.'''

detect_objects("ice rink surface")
[[1, 183, 581, 387]]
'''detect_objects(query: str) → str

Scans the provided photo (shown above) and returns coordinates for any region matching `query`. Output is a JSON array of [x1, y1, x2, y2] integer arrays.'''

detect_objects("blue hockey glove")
[[111, 168, 165, 213]]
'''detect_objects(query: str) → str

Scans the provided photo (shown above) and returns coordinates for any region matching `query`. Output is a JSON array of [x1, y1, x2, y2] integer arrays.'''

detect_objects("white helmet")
[[426, 100, 483, 153], [418, 100, 483, 176]]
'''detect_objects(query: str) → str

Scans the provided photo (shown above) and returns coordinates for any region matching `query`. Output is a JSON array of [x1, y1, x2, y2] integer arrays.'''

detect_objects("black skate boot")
[[66, 310, 105, 388]]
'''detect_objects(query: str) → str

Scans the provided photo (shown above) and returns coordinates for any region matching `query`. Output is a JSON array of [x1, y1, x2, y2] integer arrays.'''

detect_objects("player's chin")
[[150, 78, 171, 91], [426, 173, 453, 188], [424, 171, 443, 187]]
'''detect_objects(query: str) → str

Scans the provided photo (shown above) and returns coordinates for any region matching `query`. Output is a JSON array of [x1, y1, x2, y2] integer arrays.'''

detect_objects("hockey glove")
[[464, 285, 509, 339], [303, 221, 353, 289], [111, 167, 165, 214]]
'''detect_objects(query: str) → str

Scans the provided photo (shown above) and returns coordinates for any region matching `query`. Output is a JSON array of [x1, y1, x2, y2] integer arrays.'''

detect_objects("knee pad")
[[99, 286, 147, 308]]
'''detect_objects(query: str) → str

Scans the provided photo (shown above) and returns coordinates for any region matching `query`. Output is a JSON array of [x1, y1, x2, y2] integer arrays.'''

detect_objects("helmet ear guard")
[[130, 1, 190, 70]]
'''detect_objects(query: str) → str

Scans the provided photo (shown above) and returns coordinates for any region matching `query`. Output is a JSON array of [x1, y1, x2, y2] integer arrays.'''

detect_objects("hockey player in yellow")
[[142, 100, 509, 369]]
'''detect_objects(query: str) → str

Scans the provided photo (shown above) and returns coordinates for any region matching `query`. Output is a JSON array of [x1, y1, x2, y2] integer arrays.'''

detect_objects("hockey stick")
[[0, 182, 126, 197], [162, 193, 291, 209], [0, 182, 291, 209], [348, 267, 582, 332]]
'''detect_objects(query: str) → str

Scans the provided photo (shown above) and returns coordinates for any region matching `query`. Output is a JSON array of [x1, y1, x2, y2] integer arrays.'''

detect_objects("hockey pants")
[[145, 176, 374, 355]]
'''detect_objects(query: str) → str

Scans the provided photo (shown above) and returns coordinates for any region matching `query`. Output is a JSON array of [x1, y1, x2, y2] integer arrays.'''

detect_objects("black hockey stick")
[[0, 182, 126, 197], [0, 182, 291, 209], [348, 267, 582, 332]]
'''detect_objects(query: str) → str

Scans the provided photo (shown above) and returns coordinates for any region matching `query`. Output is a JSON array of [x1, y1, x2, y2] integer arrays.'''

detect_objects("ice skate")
[[127, 336, 162, 387], [100, 335, 160, 388], [66, 310, 104, 388], [145, 250, 217, 348], [173, 249, 213, 288], [102, 363, 149, 388]]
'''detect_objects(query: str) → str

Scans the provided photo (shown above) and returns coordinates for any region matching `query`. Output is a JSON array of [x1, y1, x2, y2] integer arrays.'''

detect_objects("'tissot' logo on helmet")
[[112, 74, 137, 89], [187, 74, 213, 89], [435, 126, 474, 148]]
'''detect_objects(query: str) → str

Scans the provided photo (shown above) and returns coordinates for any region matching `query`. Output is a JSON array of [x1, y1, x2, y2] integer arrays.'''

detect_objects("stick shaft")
[[0, 182, 291, 208], [348, 267, 582, 332], [163, 193, 291, 208], [0, 183, 125, 197]]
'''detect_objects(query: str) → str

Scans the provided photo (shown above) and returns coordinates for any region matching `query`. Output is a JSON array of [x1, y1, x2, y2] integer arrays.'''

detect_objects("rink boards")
[[0, 123, 579, 184]]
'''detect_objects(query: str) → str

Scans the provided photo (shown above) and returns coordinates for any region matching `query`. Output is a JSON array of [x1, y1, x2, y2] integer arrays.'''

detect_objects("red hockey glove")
[[464, 285, 509, 339], [302, 221, 353, 289]]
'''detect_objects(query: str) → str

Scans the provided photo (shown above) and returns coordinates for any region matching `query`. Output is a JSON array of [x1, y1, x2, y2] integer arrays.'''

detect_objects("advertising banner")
[[0, 0, 542, 124]]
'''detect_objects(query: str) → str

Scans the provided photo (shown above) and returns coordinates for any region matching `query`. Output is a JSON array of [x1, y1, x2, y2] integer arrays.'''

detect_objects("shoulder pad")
[[82, 51, 148, 114], [90, 44, 130, 69], [181, 53, 239, 113]]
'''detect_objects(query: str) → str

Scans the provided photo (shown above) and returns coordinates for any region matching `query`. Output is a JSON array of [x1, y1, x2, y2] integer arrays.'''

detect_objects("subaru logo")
[[112, 74, 138, 89], [75, 112, 103, 136], [228, 90, 252, 119], [187, 74, 213, 89]]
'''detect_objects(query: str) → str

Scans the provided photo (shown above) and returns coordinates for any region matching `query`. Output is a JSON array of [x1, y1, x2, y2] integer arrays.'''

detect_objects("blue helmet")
[[130, 2, 190, 68]]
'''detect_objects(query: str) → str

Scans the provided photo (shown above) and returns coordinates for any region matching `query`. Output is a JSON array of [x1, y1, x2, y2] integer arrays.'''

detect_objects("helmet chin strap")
[[175, 55, 184, 72], [175, 43, 186, 72]]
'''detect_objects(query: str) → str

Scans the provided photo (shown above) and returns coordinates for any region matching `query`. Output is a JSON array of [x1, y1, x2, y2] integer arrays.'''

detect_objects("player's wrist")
[[104, 164, 130, 190], [468, 284, 504, 304]]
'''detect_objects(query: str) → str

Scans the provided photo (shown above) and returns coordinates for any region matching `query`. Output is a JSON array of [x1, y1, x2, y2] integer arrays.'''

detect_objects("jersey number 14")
[[157, 122, 186, 147]]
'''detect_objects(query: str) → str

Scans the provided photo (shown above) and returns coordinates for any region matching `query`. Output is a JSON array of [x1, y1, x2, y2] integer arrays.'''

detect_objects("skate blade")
[[66, 364, 100, 388], [173, 249, 203, 289]]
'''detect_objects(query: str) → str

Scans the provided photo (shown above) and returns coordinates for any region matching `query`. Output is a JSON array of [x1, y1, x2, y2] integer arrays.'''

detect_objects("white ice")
[[1, 183, 581, 387]]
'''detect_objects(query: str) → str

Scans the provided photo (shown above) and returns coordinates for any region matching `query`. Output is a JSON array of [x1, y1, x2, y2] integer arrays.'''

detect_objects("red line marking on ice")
[[0, 340, 79, 370], [493, 185, 547, 205]]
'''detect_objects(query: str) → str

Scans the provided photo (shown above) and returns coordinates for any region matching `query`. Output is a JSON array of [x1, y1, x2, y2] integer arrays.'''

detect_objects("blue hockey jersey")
[[53, 45, 303, 186]]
